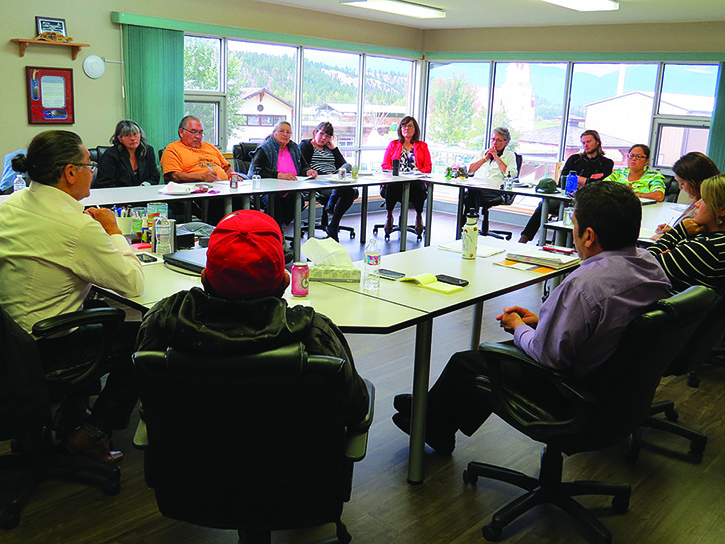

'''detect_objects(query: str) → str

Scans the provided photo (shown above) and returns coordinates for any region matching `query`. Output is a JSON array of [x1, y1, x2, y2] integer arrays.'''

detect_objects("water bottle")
[[154, 216, 174, 256], [565, 171, 578, 195], [13, 174, 26, 193], [462, 212, 479, 259], [504, 172, 513, 190], [363, 238, 381, 292]]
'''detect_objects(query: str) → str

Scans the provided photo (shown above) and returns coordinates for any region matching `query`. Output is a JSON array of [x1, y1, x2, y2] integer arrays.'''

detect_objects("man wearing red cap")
[[136, 210, 369, 425]]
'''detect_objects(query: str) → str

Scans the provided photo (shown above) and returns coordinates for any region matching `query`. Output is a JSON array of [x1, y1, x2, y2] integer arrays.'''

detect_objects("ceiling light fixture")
[[340, 0, 446, 19], [541, 0, 619, 12]]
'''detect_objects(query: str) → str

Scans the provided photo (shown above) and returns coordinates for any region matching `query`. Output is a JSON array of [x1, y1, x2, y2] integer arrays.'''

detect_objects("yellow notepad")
[[399, 273, 463, 294]]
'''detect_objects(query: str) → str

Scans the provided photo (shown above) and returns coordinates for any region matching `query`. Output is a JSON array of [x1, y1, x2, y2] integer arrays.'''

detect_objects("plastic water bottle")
[[13, 174, 26, 193], [462, 212, 479, 259], [565, 171, 578, 195], [154, 216, 174, 256], [504, 172, 513, 190], [363, 239, 381, 292]]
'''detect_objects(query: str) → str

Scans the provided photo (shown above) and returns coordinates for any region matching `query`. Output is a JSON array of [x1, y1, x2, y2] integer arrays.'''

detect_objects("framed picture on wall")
[[25, 66, 75, 125], [35, 17, 67, 37]]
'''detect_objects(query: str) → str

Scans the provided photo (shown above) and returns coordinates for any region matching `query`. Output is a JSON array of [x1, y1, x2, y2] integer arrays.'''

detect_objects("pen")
[[207, 164, 220, 181]]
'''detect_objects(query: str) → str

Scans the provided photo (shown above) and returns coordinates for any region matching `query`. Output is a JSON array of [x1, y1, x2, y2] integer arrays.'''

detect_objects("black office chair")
[[662, 175, 681, 203], [473, 152, 523, 240], [303, 190, 356, 240], [232, 142, 257, 175], [133, 343, 374, 544], [0, 306, 125, 529], [372, 181, 424, 242], [462, 285, 714, 544], [627, 287, 725, 460]]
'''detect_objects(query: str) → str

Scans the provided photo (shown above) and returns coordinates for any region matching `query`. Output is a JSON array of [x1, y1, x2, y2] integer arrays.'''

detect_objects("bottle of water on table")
[[363, 238, 381, 292], [154, 216, 174, 256], [565, 171, 578, 195], [13, 174, 26, 193]]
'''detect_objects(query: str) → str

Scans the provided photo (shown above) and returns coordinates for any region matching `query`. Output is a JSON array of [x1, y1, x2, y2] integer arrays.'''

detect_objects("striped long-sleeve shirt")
[[648, 221, 725, 292]]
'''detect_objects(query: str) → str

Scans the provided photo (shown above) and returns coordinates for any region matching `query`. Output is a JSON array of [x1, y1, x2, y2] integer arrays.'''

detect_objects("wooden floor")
[[2, 211, 725, 544]]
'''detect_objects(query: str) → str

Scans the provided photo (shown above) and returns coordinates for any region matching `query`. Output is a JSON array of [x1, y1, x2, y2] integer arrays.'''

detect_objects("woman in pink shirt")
[[251, 121, 317, 225]]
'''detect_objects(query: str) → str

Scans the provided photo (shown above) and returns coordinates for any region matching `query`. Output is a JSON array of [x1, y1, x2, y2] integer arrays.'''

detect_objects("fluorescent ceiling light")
[[340, 0, 446, 19], [541, 0, 619, 12]]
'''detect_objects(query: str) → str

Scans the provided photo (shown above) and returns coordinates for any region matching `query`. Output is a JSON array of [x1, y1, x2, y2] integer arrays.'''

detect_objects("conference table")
[[96, 236, 574, 484], [544, 201, 688, 247]]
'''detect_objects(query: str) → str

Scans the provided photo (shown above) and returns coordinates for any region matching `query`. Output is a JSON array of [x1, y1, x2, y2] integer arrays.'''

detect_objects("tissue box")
[[309, 265, 361, 283]]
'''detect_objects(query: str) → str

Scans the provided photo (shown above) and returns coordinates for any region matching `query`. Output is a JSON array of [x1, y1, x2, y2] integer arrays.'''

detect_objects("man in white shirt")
[[0, 130, 144, 464]]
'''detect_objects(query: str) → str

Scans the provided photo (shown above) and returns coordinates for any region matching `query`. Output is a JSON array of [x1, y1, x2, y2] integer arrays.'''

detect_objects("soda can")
[[339, 168, 346, 181], [291, 262, 309, 297], [230, 173, 239, 189]]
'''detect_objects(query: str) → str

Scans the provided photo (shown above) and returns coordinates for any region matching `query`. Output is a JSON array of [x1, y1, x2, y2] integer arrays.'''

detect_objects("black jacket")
[[94, 145, 161, 188]]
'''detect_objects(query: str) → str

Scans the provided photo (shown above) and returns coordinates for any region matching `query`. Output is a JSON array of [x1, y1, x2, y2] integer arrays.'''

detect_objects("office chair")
[[232, 142, 257, 176], [473, 152, 523, 241], [133, 342, 374, 544], [0, 306, 125, 529], [372, 180, 425, 242], [626, 287, 725, 461], [462, 285, 714, 544], [662, 175, 681, 203], [302, 190, 356, 240]]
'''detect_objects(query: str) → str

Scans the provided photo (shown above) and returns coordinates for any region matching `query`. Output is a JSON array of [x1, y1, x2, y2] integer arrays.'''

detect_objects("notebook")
[[163, 247, 208, 274]]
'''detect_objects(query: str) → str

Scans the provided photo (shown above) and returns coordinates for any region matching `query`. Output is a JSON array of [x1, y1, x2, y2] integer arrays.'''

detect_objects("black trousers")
[[319, 187, 359, 230], [426, 349, 567, 437], [39, 320, 140, 435], [381, 182, 427, 214]]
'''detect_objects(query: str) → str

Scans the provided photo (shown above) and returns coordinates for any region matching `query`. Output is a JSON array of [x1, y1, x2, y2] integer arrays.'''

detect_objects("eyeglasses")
[[73, 162, 98, 174], [628, 153, 647, 160], [182, 128, 204, 136], [276, 130, 292, 135]]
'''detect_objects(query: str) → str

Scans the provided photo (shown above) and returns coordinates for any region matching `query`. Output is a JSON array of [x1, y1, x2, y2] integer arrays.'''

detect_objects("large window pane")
[[184, 36, 221, 92], [226, 40, 297, 146], [361, 56, 412, 172], [659, 64, 718, 117], [654, 124, 711, 167], [426, 62, 490, 176], [492, 62, 567, 182], [184, 101, 218, 146], [568, 63, 658, 168], [302, 49, 360, 148]]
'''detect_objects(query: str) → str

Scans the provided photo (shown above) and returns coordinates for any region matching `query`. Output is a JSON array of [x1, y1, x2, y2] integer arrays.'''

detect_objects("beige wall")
[[422, 21, 725, 53], [2, 0, 723, 155]]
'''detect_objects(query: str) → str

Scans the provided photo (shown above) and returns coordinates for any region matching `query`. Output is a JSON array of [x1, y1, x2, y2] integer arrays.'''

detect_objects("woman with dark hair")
[[94, 119, 160, 188], [251, 121, 317, 225], [654, 152, 721, 237], [649, 174, 725, 292], [519, 129, 613, 243], [604, 144, 665, 201], [380, 116, 432, 236], [0, 130, 144, 464], [299, 122, 359, 241]]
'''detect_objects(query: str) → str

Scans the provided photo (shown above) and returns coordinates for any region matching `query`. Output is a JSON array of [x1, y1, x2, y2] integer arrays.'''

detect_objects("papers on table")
[[399, 273, 463, 294], [158, 182, 195, 195], [504, 247, 580, 269], [438, 239, 506, 259]]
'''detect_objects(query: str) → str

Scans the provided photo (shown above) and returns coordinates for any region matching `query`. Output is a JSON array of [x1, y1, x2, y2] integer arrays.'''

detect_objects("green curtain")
[[122, 25, 184, 158], [708, 62, 725, 170]]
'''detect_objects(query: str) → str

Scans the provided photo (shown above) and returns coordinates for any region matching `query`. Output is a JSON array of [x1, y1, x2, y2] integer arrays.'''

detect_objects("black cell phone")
[[436, 274, 469, 287], [137, 253, 158, 263], [380, 268, 405, 280]]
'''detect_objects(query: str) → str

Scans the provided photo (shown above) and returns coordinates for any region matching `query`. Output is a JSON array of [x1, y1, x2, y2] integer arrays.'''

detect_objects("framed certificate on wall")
[[25, 66, 75, 124]]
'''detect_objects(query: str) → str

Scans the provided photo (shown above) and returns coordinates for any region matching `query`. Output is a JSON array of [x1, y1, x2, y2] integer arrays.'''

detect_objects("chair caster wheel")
[[665, 409, 679, 422], [103, 479, 121, 496], [482, 523, 502, 541], [462, 469, 478, 485], [690, 440, 706, 455], [373, 227, 378, 235], [687, 373, 700, 388], [0, 510, 21, 530], [350, 232, 355, 239], [612, 495, 630, 513], [384, 234, 391, 242]]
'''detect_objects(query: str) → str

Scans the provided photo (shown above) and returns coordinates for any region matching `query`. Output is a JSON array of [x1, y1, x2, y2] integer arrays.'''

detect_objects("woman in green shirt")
[[605, 144, 665, 201]]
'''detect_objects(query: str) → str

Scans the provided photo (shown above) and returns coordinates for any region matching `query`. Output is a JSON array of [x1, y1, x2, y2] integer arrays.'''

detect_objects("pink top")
[[277, 147, 297, 175]]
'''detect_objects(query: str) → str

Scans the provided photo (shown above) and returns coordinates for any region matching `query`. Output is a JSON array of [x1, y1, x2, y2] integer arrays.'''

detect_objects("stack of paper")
[[399, 273, 463, 294], [504, 247, 580, 269]]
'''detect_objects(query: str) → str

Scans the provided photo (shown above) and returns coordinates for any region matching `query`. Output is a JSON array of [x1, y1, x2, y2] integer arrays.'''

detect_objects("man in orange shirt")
[[161, 116, 232, 182]]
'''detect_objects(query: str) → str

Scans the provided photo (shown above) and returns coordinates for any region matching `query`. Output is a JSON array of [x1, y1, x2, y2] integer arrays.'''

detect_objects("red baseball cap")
[[204, 210, 286, 299]]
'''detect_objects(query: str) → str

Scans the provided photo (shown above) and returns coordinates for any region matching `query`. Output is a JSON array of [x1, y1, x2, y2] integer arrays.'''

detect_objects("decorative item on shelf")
[[35, 31, 73, 43], [35, 16, 67, 37]]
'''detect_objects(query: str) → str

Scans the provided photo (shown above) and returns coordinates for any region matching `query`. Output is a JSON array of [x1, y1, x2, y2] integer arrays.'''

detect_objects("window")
[[302, 48, 360, 148], [184, 36, 221, 92], [184, 101, 219, 146]]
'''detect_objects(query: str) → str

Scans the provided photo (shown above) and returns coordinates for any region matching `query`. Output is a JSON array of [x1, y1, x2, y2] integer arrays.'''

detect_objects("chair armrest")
[[477, 342, 596, 441], [346, 378, 375, 462], [32, 307, 126, 339]]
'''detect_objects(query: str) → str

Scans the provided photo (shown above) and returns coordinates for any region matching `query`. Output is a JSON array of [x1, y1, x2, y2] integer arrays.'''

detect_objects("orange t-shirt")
[[160, 141, 230, 181]]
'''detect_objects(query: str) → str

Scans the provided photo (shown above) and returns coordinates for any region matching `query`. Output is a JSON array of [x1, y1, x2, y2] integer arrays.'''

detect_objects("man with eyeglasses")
[[161, 116, 233, 183]]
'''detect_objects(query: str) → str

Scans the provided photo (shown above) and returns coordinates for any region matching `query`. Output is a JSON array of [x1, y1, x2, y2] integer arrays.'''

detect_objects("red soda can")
[[291, 262, 309, 296]]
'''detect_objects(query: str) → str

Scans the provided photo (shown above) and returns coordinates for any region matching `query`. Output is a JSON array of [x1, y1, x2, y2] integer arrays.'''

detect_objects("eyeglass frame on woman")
[[627, 153, 647, 160]]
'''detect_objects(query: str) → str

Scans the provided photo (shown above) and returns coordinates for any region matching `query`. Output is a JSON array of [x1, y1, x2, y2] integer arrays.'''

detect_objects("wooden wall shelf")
[[11, 39, 90, 60]]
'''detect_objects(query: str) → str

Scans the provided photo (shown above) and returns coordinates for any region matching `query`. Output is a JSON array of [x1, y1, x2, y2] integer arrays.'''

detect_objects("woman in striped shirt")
[[649, 174, 725, 292], [300, 122, 358, 241]]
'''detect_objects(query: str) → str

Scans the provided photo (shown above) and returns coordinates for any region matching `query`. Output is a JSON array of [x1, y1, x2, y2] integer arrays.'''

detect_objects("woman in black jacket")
[[94, 120, 160, 188]]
